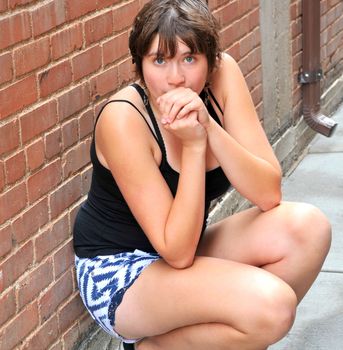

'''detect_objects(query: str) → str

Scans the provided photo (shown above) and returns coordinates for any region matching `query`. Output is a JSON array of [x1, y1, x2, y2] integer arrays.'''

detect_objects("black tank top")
[[73, 84, 231, 258]]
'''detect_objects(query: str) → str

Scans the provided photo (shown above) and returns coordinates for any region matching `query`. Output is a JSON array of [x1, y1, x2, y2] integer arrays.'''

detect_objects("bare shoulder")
[[208, 53, 244, 106], [97, 84, 147, 133], [210, 53, 242, 89], [95, 84, 156, 169]]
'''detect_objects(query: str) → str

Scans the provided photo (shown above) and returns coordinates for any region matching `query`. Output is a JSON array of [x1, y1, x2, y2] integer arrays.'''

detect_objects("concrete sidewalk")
[[270, 104, 343, 350]]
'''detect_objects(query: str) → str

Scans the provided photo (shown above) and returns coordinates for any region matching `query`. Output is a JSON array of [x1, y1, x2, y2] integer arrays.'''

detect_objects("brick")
[[0, 182, 27, 225], [248, 7, 260, 31], [240, 31, 256, 57], [51, 23, 83, 60], [54, 240, 74, 278], [0, 225, 12, 258], [63, 322, 80, 350], [35, 214, 69, 262], [45, 127, 62, 159], [58, 84, 90, 120], [0, 302, 39, 350], [79, 109, 95, 139], [90, 66, 118, 101], [97, 0, 122, 9], [220, 25, 234, 50], [4, 150, 26, 185], [14, 37, 50, 77], [50, 175, 82, 219], [9, 0, 36, 9], [118, 57, 135, 86], [27, 159, 62, 204], [12, 198, 49, 244], [0, 120, 19, 156], [214, 1, 238, 27], [26, 138, 45, 171], [39, 60, 72, 98], [0, 0, 7, 12], [72, 45, 102, 82], [62, 140, 91, 179], [0, 52, 13, 85], [0, 75, 38, 120], [0, 12, 31, 50], [31, 0, 66, 37], [85, 10, 113, 46], [0, 161, 4, 191], [208, 0, 228, 10], [78, 313, 95, 339], [251, 84, 262, 106], [62, 118, 79, 150], [39, 271, 73, 322], [50, 341, 63, 350], [245, 65, 262, 91], [81, 166, 92, 195], [58, 292, 84, 333], [21, 315, 59, 350], [20, 100, 58, 144], [103, 31, 129, 66], [0, 240, 33, 291], [18, 257, 53, 309], [65, 0, 97, 21], [112, 0, 140, 32], [238, 0, 255, 17], [227, 42, 241, 62], [0, 288, 15, 327]]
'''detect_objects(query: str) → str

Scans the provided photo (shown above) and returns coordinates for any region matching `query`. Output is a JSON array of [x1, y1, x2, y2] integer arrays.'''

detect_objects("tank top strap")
[[207, 88, 224, 115], [131, 83, 167, 161]]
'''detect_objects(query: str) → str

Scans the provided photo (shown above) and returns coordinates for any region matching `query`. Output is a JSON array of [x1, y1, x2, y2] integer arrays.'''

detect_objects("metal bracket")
[[298, 68, 323, 84]]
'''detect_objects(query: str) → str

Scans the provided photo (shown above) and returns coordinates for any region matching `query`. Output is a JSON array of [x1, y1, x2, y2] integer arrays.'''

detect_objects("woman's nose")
[[167, 63, 185, 86]]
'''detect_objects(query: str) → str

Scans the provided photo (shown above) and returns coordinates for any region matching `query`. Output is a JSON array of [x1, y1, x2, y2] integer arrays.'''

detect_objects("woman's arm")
[[205, 54, 282, 211], [96, 102, 206, 268]]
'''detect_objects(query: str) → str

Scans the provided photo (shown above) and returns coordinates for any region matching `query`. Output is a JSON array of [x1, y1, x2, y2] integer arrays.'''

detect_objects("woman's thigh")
[[114, 256, 296, 340], [197, 201, 331, 266]]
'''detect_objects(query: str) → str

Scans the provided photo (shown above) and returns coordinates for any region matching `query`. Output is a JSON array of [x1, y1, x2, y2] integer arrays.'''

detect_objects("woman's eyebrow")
[[146, 50, 193, 57]]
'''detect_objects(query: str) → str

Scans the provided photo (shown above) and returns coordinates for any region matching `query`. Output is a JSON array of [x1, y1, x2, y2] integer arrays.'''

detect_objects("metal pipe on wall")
[[299, 0, 337, 137]]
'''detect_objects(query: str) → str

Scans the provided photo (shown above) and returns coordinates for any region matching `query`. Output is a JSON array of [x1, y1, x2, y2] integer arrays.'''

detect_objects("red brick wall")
[[212, 0, 262, 116], [0, 0, 262, 348], [320, 0, 343, 90]]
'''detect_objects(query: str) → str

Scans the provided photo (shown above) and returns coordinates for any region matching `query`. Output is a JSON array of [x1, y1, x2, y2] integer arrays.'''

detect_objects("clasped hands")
[[156, 87, 210, 147]]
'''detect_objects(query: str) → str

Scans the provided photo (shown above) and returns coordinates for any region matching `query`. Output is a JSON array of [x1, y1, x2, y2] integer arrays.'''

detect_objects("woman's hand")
[[163, 110, 207, 149], [157, 87, 210, 128]]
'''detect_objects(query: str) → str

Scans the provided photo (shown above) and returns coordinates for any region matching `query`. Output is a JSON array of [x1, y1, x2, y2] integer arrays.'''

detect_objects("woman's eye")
[[155, 57, 165, 65], [184, 56, 194, 63]]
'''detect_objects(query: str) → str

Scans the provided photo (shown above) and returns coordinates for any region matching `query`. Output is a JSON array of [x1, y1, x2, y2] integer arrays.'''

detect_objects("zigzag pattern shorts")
[[75, 250, 160, 342]]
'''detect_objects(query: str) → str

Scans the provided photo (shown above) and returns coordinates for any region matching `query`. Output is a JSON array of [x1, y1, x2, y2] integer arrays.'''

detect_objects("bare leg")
[[137, 323, 268, 350], [115, 258, 297, 350], [198, 202, 331, 302], [116, 202, 330, 349]]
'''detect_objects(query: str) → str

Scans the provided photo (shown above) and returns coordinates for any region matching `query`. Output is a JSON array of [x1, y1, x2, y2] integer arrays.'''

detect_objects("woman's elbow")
[[259, 188, 282, 212], [165, 255, 195, 269]]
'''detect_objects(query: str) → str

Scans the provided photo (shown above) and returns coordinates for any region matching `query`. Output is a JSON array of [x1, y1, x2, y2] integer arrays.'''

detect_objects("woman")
[[73, 1, 331, 349]]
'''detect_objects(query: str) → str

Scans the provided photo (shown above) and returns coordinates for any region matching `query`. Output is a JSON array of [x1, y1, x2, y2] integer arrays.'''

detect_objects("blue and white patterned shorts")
[[75, 249, 160, 342]]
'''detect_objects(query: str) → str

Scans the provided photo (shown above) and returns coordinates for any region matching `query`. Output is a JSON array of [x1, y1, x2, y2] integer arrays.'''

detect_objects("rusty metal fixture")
[[299, 0, 337, 137]]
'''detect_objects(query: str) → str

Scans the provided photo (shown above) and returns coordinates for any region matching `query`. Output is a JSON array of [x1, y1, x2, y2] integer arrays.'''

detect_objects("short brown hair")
[[129, 0, 221, 82]]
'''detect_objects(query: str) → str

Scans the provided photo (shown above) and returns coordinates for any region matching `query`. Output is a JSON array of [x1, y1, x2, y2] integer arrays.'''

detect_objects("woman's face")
[[142, 34, 209, 104]]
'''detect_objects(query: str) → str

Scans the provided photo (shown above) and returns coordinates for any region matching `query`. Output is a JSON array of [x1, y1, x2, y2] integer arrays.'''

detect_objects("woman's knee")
[[247, 276, 297, 346], [279, 202, 331, 253]]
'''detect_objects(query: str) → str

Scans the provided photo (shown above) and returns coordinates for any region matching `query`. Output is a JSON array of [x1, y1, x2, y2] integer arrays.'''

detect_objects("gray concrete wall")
[[259, 0, 293, 142]]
